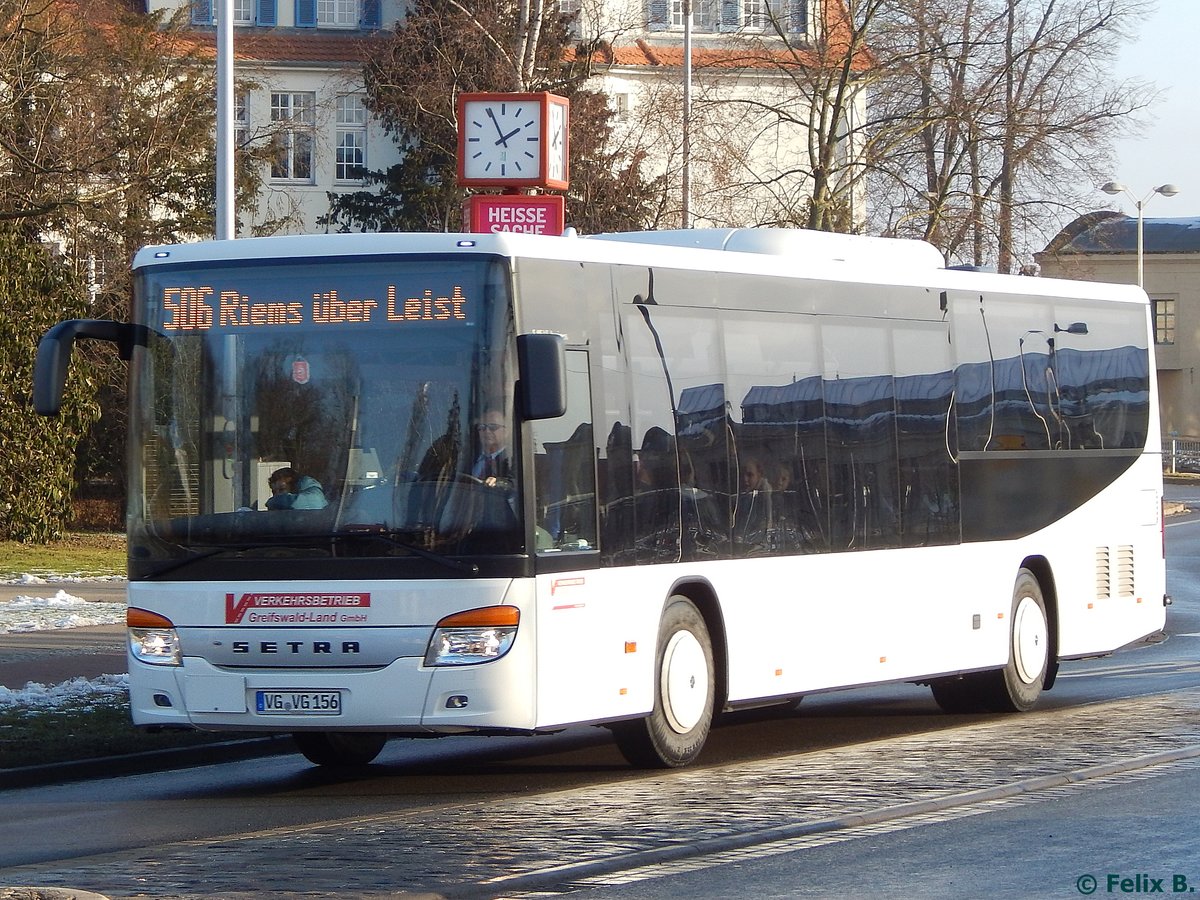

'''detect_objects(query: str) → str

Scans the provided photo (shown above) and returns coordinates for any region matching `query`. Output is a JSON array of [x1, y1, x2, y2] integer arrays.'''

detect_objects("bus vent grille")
[[1114, 545, 1135, 597], [1095, 545, 1136, 599]]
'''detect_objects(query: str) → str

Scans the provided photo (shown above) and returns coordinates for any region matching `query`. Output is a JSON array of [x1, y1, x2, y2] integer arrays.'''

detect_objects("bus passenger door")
[[531, 350, 631, 725]]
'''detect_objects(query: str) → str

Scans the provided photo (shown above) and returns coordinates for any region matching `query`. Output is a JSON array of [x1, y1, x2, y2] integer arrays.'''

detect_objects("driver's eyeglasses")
[[476, 423, 505, 433]]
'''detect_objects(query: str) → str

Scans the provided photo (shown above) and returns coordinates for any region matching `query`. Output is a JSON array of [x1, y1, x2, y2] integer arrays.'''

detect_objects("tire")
[[611, 597, 716, 769], [983, 569, 1050, 712], [293, 732, 388, 767], [931, 568, 1050, 714]]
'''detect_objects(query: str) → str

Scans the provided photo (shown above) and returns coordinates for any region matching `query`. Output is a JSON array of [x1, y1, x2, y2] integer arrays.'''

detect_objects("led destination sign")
[[161, 284, 470, 331]]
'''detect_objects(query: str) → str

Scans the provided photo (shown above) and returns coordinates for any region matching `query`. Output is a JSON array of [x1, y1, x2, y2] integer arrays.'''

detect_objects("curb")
[[0, 735, 294, 791]]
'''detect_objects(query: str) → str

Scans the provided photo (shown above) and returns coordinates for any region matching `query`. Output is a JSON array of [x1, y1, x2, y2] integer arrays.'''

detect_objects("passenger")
[[772, 461, 801, 551], [266, 466, 328, 510], [734, 455, 773, 552]]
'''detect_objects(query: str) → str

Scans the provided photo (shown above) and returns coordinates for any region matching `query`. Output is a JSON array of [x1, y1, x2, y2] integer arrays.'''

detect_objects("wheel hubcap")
[[1012, 595, 1048, 685], [662, 630, 709, 734]]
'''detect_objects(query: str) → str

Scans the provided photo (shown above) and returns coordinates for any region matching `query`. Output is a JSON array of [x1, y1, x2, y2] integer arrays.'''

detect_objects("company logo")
[[225, 592, 371, 624]]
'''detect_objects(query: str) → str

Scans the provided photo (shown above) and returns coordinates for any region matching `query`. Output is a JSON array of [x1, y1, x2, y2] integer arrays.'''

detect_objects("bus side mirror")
[[517, 332, 567, 421], [34, 319, 137, 416]]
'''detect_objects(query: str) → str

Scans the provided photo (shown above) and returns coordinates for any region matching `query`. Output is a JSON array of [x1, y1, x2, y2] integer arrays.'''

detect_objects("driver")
[[471, 409, 512, 486]]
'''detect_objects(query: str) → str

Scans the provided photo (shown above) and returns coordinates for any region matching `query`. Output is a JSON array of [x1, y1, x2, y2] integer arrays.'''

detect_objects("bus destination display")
[[161, 284, 470, 331]]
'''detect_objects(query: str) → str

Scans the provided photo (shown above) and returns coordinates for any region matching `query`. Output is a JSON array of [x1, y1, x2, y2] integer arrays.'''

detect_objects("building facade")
[[1036, 212, 1200, 441], [147, 0, 403, 233], [146, 0, 865, 234], [578, 0, 869, 228]]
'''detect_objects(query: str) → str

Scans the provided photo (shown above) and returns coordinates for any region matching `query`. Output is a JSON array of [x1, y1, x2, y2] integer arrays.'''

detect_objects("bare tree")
[[0, 0, 267, 528], [867, 0, 1156, 270]]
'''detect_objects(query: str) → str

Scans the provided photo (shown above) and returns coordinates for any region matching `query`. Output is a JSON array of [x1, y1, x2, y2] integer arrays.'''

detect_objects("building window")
[[234, 93, 249, 149], [270, 92, 316, 182], [233, 0, 253, 22], [560, 0, 582, 35], [743, 0, 783, 31], [652, 0, 808, 33], [670, 0, 717, 31], [336, 95, 368, 182], [318, 0, 358, 26], [1152, 296, 1176, 345]]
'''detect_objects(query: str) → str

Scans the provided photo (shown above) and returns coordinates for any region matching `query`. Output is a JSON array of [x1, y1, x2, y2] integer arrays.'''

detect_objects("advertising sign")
[[463, 193, 565, 236]]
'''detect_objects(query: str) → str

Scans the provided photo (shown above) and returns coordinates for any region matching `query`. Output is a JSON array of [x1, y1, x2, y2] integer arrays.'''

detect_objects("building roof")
[[1043, 211, 1200, 256], [595, 37, 872, 72], [179, 28, 389, 65]]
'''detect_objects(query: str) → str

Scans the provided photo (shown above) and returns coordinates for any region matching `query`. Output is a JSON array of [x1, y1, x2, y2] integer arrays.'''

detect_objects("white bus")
[[35, 228, 1168, 768]]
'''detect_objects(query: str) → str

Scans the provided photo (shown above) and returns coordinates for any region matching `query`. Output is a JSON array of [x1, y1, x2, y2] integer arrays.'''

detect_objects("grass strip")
[[0, 683, 232, 769], [0, 534, 126, 580]]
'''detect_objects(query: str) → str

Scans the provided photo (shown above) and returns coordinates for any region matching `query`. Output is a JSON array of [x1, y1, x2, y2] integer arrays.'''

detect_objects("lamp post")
[[1100, 181, 1180, 288], [681, 0, 692, 229]]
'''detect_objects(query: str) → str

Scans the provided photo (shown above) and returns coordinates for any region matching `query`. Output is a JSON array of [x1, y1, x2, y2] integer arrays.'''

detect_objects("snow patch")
[[0, 674, 129, 711], [0, 590, 125, 634]]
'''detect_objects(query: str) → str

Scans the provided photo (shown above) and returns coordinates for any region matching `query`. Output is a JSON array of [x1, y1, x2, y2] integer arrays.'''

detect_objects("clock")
[[545, 97, 568, 187], [456, 92, 569, 191]]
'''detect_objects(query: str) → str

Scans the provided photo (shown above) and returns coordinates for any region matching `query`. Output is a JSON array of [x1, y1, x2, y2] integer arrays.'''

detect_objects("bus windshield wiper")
[[142, 531, 336, 579], [329, 528, 480, 573], [142, 546, 237, 579]]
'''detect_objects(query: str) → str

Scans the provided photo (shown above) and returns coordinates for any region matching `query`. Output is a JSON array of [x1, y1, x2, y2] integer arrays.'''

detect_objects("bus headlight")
[[424, 605, 519, 666], [128, 607, 181, 666]]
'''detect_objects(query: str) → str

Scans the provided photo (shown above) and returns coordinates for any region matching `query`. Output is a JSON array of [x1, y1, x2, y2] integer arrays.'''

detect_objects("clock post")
[[456, 91, 569, 235]]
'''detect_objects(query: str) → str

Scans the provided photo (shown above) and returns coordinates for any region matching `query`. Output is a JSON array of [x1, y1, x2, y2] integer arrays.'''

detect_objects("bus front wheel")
[[293, 731, 388, 767], [611, 597, 715, 769]]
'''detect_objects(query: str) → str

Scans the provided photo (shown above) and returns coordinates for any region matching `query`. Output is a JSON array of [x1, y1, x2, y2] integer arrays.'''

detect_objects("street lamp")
[[1100, 181, 1180, 288]]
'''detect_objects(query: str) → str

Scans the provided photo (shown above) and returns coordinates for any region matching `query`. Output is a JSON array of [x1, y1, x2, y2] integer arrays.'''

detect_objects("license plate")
[[255, 690, 342, 716]]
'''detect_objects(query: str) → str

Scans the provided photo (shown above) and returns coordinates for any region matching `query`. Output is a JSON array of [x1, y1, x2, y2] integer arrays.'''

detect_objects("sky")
[[1104, 0, 1199, 218]]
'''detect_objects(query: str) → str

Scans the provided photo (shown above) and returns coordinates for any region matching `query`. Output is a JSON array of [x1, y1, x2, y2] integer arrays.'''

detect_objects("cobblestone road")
[[5, 687, 1200, 899]]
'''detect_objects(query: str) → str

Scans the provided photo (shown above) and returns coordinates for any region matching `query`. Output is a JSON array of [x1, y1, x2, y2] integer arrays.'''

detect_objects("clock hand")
[[496, 126, 522, 145], [486, 108, 508, 145]]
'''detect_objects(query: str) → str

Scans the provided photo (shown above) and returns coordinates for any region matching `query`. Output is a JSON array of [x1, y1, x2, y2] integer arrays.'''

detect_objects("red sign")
[[291, 357, 310, 384], [464, 194, 565, 236]]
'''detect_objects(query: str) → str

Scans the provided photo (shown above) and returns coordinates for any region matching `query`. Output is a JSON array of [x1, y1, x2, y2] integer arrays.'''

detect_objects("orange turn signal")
[[128, 607, 174, 629], [435, 605, 520, 629]]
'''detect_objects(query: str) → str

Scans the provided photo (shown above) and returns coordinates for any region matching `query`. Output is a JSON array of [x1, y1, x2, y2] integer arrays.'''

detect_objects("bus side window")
[[532, 350, 598, 553]]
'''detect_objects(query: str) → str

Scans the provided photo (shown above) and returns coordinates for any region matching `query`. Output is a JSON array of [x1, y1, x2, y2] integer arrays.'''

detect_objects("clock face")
[[546, 101, 567, 185], [462, 100, 542, 181]]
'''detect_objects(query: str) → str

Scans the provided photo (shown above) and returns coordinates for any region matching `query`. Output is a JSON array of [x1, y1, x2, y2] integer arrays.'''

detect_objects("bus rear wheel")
[[983, 569, 1049, 712], [293, 731, 388, 767], [611, 597, 715, 769], [930, 569, 1049, 714]]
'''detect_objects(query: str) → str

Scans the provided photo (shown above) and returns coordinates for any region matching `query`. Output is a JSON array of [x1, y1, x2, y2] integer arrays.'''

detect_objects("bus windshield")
[[127, 254, 523, 570]]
